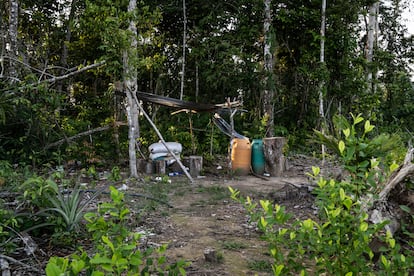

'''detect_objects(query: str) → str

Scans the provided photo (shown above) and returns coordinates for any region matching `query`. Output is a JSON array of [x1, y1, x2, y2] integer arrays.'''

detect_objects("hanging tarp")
[[212, 113, 247, 139]]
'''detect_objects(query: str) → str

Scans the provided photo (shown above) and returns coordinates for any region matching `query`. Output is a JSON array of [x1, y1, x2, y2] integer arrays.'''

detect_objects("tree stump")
[[204, 247, 219, 263], [189, 155, 203, 177], [155, 160, 166, 174], [263, 137, 286, 176], [137, 159, 154, 174]]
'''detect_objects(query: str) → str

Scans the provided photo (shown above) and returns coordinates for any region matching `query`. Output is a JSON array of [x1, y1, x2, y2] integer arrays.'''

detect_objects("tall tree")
[[365, 2, 379, 94], [8, 0, 18, 81], [124, 0, 139, 178], [319, 0, 327, 159], [263, 0, 275, 137], [179, 0, 187, 100]]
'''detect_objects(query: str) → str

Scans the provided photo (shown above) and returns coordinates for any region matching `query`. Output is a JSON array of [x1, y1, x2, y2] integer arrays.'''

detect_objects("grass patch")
[[221, 240, 247, 251], [248, 259, 272, 272], [197, 185, 229, 202]]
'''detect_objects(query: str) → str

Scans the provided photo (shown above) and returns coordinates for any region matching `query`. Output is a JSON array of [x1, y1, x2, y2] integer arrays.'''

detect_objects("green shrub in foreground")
[[46, 186, 189, 275], [230, 167, 414, 275]]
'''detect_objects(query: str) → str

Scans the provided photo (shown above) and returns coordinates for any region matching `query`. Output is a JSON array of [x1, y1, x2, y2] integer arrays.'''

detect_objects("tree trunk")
[[263, 0, 275, 137], [179, 0, 187, 100], [123, 0, 139, 178], [0, 2, 6, 78], [263, 137, 286, 176], [365, 2, 379, 94], [62, 0, 77, 69], [8, 0, 18, 81], [318, 0, 327, 161]]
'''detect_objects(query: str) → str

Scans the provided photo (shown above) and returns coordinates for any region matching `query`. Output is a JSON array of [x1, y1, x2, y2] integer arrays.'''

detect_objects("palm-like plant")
[[39, 185, 103, 232]]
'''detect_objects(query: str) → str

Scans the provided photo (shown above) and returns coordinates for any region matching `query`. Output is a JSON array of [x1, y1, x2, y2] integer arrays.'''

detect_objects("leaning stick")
[[132, 93, 194, 183]]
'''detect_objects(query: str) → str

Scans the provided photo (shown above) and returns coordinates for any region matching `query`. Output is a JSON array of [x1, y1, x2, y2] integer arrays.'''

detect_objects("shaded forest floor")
[[8, 155, 342, 275]]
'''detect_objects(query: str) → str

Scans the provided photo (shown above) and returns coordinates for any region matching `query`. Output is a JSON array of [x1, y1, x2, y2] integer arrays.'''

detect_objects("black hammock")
[[136, 91, 219, 112], [136, 91, 247, 139]]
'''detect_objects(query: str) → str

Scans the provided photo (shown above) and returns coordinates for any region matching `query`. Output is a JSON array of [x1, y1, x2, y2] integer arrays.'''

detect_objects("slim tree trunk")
[[179, 0, 187, 100], [123, 0, 139, 178], [319, 0, 327, 161], [195, 62, 199, 102], [0, 3, 5, 78], [62, 0, 77, 69], [8, 0, 18, 81], [365, 2, 379, 94], [263, 0, 275, 137]]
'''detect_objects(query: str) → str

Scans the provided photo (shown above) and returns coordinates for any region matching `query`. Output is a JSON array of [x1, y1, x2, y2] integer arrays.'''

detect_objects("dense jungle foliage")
[[0, 0, 413, 167], [1, 1, 414, 275]]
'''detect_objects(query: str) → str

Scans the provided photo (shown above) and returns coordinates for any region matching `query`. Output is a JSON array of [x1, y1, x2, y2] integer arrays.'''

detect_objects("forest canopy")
[[0, 0, 413, 168]]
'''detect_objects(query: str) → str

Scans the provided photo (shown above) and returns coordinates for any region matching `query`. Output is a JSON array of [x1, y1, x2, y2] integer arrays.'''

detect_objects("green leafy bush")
[[230, 169, 414, 275], [46, 186, 189, 275], [230, 114, 413, 275], [313, 113, 404, 197]]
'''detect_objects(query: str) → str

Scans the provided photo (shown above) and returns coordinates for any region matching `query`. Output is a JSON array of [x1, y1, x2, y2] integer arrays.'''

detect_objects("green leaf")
[[388, 238, 395, 248], [343, 198, 353, 210], [312, 166, 320, 176], [274, 264, 284, 276], [359, 222, 368, 232], [70, 259, 86, 275], [331, 208, 341, 218], [364, 120, 375, 133], [338, 140, 345, 154], [270, 248, 277, 257], [370, 158, 379, 169], [260, 200, 271, 212], [260, 216, 268, 228], [90, 254, 112, 264], [400, 205, 411, 213], [352, 113, 364, 125], [45, 263, 65, 276], [102, 236, 115, 252], [381, 255, 389, 268], [279, 228, 288, 236], [317, 178, 327, 188], [345, 272, 353, 276], [343, 128, 351, 138], [339, 188, 345, 201], [303, 219, 314, 231], [390, 162, 399, 173]]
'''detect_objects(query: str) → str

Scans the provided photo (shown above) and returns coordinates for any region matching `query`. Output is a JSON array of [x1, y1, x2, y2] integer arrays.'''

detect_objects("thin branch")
[[2, 56, 55, 78], [0, 254, 41, 273], [45, 60, 106, 83], [44, 125, 111, 149]]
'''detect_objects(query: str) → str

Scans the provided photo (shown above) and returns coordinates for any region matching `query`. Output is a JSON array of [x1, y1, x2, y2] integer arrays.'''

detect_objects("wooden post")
[[263, 137, 286, 176], [189, 155, 203, 177], [155, 160, 166, 174]]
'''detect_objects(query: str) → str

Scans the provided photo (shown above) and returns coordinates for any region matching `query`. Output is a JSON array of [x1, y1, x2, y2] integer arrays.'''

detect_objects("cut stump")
[[263, 137, 286, 176], [189, 155, 203, 177]]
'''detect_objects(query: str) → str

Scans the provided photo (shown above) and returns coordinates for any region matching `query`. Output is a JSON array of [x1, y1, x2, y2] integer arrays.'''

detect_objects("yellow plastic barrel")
[[231, 138, 251, 175]]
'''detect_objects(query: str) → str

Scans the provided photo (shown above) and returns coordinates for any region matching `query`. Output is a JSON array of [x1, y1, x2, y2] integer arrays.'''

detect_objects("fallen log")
[[365, 147, 414, 235]]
